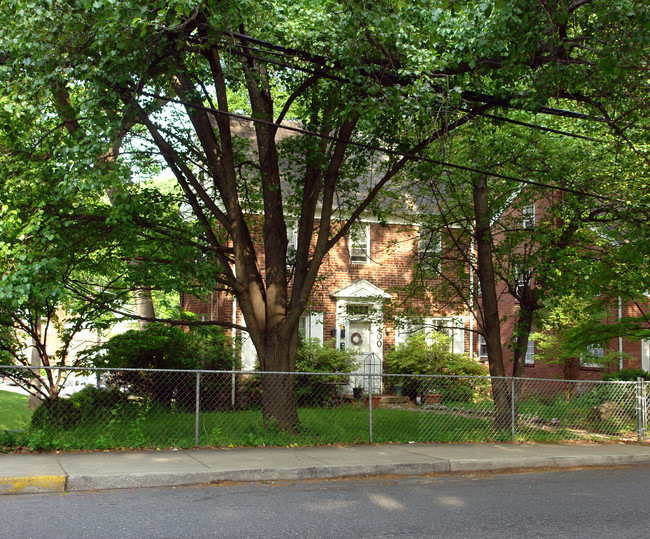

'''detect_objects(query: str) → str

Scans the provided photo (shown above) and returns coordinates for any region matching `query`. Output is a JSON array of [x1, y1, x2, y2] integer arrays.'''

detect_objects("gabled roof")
[[330, 279, 392, 300]]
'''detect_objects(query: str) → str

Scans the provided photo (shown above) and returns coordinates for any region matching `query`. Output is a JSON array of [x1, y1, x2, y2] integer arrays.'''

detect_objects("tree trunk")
[[511, 290, 536, 415], [261, 372, 299, 431], [473, 175, 510, 429], [134, 287, 156, 330], [260, 326, 300, 431], [28, 332, 42, 411]]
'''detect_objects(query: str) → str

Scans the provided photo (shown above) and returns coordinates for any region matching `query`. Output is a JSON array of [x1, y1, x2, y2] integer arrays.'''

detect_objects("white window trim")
[[525, 339, 535, 365], [523, 204, 535, 229], [478, 334, 488, 358], [418, 229, 442, 271], [298, 312, 324, 344], [581, 344, 604, 368], [395, 317, 464, 354], [349, 223, 370, 265]]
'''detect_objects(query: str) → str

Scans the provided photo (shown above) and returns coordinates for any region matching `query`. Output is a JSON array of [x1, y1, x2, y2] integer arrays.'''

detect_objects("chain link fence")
[[1, 365, 647, 451]]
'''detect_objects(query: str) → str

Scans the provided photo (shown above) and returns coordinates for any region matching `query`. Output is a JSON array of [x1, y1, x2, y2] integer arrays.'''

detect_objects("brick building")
[[181, 122, 649, 381], [181, 203, 649, 380]]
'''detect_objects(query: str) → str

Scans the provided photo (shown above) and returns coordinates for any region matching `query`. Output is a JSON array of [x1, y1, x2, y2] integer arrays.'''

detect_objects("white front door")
[[339, 304, 383, 394], [642, 339, 649, 372], [331, 280, 392, 394], [349, 319, 371, 355]]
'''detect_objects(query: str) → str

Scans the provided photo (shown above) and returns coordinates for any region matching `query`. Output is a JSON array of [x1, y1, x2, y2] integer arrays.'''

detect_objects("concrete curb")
[[0, 475, 67, 495], [2, 444, 650, 495], [64, 461, 455, 492]]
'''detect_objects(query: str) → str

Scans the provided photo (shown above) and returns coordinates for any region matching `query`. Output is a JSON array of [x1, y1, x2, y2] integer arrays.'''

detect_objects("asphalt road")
[[1, 466, 649, 538]]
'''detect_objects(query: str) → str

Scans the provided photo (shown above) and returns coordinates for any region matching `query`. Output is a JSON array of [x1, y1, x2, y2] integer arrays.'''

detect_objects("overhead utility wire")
[[470, 111, 601, 141], [194, 37, 605, 142], [229, 45, 602, 142], [221, 41, 604, 140], [217, 32, 607, 124], [139, 90, 620, 204]]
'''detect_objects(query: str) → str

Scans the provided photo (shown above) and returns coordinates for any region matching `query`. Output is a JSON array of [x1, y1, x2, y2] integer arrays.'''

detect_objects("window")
[[514, 267, 531, 296], [478, 335, 488, 358], [581, 345, 604, 368], [525, 339, 535, 365], [286, 219, 298, 266], [396, 317, 464, 353], [418, 229, 442, 270], [298, 312, 324, 344], [350, 223, 370, 264], [522, 204, 535, 229], [346, 304, 370, 316], [431, 318, 452, 338]]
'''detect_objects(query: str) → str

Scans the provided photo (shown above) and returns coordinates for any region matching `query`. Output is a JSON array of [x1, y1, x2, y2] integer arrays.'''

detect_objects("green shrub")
[[68, 385, 128, 417], [386, 332, 487, 376], [295, 339, 356, 406], [295, 339, 356, 374], [603, 368, 650, 381], [385, 332, 488, 402], [234, 374, 262, 410], [84, 323, 238, 409], [0, 428, 29, 451], [30, 397, 81, 430], [88, 323, 237, 371]]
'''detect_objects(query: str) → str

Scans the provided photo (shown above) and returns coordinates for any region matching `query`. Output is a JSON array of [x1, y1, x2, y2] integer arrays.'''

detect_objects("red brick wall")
[[181, 217, 648, 380]]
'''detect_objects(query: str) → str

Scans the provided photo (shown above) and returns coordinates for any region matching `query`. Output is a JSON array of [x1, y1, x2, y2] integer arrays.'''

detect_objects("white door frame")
[[331, 280, 391, 393]]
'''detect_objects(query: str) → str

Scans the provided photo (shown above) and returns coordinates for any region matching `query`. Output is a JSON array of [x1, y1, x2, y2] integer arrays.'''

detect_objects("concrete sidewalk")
[[2, 442, 650, 495]]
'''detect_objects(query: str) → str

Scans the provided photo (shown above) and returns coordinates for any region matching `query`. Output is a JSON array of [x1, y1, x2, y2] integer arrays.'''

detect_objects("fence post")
[[637, 377, 646, 443], [511, 377, 515, 442], [368, 371, 373, 443], [195, 371, 201, 447], [641, 380, 648, 441], [231, 371, 236, 408]]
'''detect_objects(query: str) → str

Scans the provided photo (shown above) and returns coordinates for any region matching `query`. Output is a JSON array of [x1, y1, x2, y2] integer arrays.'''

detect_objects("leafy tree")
[[0, 175, 128, 403], [398, 109, 648, 424], [1, 0, 647, 430]]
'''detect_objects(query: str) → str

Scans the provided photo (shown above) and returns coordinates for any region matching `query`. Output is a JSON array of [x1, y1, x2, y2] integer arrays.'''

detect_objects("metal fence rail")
[[1, 365, 647, 451]]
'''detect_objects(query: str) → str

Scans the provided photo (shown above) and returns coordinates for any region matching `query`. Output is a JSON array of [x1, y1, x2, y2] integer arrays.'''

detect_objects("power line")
[[138, 90, 621, 204], [215, 32, 608, 127], [472, 111, 602, 142]]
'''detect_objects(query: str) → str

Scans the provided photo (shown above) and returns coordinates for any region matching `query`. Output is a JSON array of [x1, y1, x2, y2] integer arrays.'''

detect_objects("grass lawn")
[[0, 390, 32, 431], [1, 391, 635, 452], [12, 401, 545, 451]]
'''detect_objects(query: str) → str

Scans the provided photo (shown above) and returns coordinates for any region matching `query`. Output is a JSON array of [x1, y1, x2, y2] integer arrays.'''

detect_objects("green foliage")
[[386, 333, 488, 403], [88, 323, 237, 371], [84, 323, 238, 410], [603, 369, 650, 382], [0, 0, 648, 427], [295, 339, 356, 407], [531, 295, 633, 374], [295, 339, 356, 375], [30, 397, 81, 430], [68, 385, 129, 416], [386, 332, 488, 377]]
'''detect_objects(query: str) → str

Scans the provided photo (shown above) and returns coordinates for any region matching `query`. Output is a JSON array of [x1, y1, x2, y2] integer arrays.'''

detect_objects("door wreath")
[[350, 332, 363, 345]]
